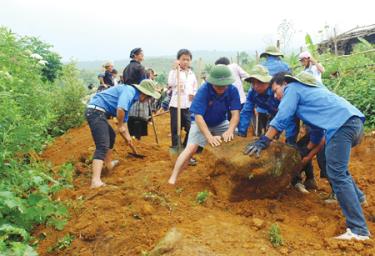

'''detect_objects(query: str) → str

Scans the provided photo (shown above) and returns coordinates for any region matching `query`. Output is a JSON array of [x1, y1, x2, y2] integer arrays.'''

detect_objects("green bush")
[[322, 42, 375, 128], [0, 26, 85, 255]]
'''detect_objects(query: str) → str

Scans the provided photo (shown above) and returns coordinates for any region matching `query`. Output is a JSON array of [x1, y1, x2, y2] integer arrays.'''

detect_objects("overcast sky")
[[1, 0, 374, 61]]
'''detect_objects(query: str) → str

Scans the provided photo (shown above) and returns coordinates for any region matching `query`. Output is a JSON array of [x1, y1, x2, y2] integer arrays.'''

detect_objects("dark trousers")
[[85, 109, 115, 160], [170, 107, 191, 148]]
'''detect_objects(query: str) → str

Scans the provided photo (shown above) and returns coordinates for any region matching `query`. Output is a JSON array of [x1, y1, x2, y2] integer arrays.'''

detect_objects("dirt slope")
[[36, 114, 375, 256]]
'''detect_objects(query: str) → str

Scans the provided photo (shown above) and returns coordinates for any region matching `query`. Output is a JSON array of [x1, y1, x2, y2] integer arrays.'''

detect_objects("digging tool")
[[148, 103, 159, 145], [255, 111, 259, 136], [169, 65, 183, 157], [119, 132, 145, 159]]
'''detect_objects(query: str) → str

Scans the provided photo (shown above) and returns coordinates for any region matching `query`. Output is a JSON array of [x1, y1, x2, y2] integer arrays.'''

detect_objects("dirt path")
[[36, 114, 375, 256]]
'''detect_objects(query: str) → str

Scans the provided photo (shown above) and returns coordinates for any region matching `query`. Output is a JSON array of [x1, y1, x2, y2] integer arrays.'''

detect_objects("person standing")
[[214, 57, 249, 108], [123, 48, 146, 85], [255, 45, 292, 136], [168, 49, 198, 150], [299, 51, 325, 83], [97, 62, 115, 92]]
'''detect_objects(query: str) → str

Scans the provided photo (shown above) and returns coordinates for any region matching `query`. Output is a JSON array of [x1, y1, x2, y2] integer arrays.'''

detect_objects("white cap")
[[298, 51, 311, 60]]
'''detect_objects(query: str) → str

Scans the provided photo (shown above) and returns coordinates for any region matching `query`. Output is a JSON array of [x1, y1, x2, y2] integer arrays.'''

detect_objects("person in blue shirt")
[[168, 65, 241, 185], [86, 79, 160, 188], [238, 66, 297, 142], [253, 46, 291, 135], [244, 71, 369, 240]]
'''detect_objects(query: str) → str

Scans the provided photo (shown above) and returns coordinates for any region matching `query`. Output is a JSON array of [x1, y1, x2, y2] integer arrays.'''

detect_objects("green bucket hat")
[[260, 45, 284, 58], [284, 71, 320, 87], [244, 65, 272, 84], [207, 64, 235, 86], [133, 79, 161, 99]]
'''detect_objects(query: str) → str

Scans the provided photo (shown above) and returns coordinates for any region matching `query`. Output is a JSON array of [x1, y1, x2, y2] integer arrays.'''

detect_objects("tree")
[[21, 36, 63, 82], [277, 19, 296, 53]]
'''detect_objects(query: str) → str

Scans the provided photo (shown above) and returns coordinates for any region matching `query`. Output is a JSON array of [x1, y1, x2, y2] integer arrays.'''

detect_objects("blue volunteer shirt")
[[89, 85, 140, 122], [238, 87, 297, 138], [269, 82, 365, 143], [190, 83, 241, 127], [257, 56, 291, 114], [261, 56, 291, 76]]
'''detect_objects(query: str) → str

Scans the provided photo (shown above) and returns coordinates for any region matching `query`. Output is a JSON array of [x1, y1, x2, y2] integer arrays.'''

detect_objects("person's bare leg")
[[104, 149, 119, 171], [168, 144, 199, 185], [91, 159, 105, 188]]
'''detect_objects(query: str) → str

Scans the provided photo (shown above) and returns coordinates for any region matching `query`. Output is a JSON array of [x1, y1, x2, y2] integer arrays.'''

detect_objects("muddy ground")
[[35, 114, 375, 256]]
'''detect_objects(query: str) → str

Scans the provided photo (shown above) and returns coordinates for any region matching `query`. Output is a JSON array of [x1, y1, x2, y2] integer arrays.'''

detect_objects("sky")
[[1, 0, 374, 61]]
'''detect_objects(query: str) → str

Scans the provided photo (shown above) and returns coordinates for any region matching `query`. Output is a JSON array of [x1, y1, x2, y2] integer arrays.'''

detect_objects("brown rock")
[[205, 138, 301, 201], [306, 216, 320, 227], [149, 227, 183, 256], [279, 247, 288, 255], [251, 218, 265, 229], [141, 202, 155, 216]]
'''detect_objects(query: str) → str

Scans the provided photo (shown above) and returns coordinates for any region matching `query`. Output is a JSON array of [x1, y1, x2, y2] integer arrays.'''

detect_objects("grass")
[[196, 191, 209, 204], [269, 223, 283, 247]]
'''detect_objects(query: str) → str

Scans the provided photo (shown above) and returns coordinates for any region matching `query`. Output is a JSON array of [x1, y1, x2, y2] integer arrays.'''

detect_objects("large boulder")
[[205, 137, 301, 201]]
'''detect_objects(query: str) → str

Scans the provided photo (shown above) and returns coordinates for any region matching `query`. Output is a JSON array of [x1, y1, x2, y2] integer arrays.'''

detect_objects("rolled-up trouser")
[[85, 108, 116, 160], [325, 116, 369, 236]]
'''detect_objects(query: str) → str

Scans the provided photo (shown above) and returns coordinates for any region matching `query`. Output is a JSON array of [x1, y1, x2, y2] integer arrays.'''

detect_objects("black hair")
[[146, 68, 155, 79], [269, 72, 288, 86], [111, 69, 118, 74], [130, 48, 142, 59], [177, 49, 192, 60], [215, 57, 230, 65]]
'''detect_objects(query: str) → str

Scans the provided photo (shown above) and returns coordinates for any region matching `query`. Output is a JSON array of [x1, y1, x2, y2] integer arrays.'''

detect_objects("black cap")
[[130, 48, 142, 58]]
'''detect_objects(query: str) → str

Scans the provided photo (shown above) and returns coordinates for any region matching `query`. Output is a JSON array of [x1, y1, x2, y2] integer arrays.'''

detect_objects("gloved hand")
[[243, 135, 271, 157]]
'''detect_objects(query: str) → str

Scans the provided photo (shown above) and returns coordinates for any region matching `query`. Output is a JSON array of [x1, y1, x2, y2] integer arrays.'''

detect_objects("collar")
[[253, 86, 273, 97], [267, 56, 281, 61]]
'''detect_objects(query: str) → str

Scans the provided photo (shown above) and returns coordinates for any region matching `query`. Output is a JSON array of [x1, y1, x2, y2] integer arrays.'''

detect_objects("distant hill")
[[76, 50, 242, 74]]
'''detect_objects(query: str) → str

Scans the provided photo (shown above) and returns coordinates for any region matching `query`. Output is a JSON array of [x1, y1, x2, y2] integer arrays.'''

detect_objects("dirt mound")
[[35, 115, 375, 256], [205, 138, 300, 201]]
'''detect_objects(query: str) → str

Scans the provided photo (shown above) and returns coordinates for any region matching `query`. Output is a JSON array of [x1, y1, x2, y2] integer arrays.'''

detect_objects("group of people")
[[84, 46, 370, 241]]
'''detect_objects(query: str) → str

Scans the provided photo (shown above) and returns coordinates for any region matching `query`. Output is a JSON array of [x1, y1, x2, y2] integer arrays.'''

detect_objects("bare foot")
[[109, 160, 120, 170], [168, 177, 176, 185], [91, 180, 106, 188]]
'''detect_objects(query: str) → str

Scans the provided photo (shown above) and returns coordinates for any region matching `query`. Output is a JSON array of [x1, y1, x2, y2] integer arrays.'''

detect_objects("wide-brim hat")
[[133, 79, 161, 99], [206, 64, 235, 86], [260, 45, 284, 58], [284, 71, 320, 87], [103, 61, 113, 68], [243, 65, 272, 84]]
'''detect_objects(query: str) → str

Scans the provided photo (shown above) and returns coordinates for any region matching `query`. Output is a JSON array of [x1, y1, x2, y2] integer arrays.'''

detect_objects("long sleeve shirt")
[[269, 82, 365, 143], [168, 67, 198, 109]]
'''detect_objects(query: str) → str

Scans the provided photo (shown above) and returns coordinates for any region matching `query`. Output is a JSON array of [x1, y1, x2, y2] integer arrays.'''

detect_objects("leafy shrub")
[[0, 26, 84, 255], [269, 223, 283, 247], [196, 191, 209, 204]]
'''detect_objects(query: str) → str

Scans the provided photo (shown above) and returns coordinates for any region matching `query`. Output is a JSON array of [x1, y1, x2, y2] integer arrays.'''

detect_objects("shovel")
[[119, 132, 146, 159], [148, 102, 159, 145]]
